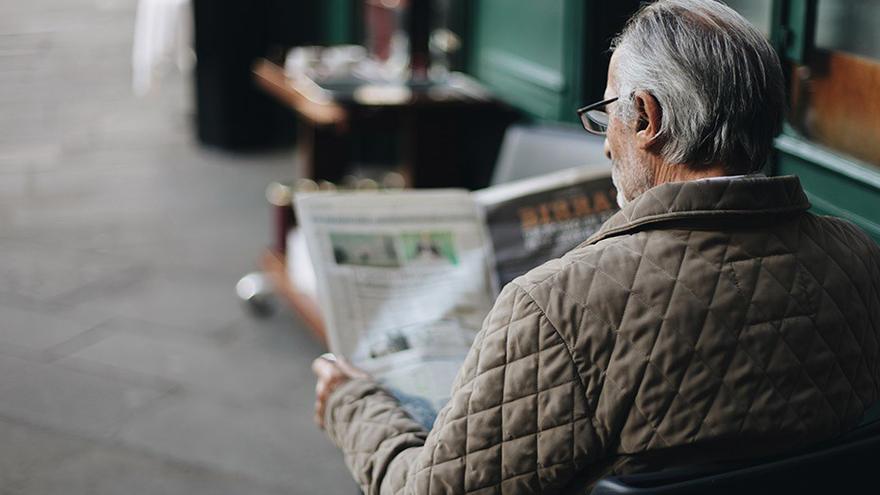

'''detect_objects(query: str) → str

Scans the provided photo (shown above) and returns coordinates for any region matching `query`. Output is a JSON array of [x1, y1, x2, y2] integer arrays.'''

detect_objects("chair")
[[588, 420, 880, 495], [490, 123, 608, 185]]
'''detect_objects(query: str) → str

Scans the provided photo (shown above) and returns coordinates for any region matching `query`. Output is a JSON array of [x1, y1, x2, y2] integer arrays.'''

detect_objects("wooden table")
[[252, 58, 513, 188]]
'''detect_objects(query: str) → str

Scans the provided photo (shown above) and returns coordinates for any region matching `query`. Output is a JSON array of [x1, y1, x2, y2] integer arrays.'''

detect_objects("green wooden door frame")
[[771, 0, 817, 64], [465, 0, 585, 122]]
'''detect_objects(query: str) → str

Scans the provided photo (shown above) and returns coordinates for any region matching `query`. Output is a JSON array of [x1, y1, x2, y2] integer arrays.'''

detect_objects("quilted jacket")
[[324, 175, 880, 494]]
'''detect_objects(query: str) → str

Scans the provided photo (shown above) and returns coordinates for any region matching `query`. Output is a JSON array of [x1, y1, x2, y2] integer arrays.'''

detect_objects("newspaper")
[[294, 167, 616, 424], [475, 167, 617, 287], [295, 190, 496, 423]]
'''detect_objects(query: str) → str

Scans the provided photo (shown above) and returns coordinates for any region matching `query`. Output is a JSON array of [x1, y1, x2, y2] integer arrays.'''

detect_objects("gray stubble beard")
[[611, 146, 655, 209]]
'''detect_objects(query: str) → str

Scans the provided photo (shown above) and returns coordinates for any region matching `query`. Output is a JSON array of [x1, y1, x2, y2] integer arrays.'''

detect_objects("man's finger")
[[314, 400, 325, 429], [312, 356, 335, 377], [336, 358, 369, 379], [317, 399, 326, 428]]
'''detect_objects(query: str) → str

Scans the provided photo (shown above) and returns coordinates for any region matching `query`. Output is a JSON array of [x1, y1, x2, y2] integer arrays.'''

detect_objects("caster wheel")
[[236, 272, 275, 318]]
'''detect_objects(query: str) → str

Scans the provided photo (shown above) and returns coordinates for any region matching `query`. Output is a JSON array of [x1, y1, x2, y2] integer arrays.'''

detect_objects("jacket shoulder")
[[809, 214, 880, 255], [512, 231, 656, 302], [799, 214, 880, 285]]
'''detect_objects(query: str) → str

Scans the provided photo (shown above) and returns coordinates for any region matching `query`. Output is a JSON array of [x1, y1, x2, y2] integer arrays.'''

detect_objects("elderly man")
[[312, 0, 880, 492]]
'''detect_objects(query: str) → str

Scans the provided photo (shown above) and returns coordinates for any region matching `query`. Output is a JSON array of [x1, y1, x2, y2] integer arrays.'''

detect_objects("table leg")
[[405, 107, 462, 188], [298, 121, 351, 183]]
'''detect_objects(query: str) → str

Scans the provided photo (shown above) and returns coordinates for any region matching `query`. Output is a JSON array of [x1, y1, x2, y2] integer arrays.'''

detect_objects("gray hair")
[[611, 0, 785, 172]]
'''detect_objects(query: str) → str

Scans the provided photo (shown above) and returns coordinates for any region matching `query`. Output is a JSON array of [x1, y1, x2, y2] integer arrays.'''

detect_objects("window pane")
[[816, 0, 880, 60], [724, 0, 772, 37]]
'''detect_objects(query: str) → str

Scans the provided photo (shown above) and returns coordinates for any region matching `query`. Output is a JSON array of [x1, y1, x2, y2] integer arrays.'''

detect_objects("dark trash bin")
[[192, 0, 318, 150]]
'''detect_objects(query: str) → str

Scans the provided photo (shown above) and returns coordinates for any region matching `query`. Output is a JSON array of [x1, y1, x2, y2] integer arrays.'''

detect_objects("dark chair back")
[[490, 123, 608, 185], [588, 422, 880, 495]]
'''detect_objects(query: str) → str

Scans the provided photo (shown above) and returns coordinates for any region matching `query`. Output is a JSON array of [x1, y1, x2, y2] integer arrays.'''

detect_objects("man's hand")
[[311, 353, 369, 429]]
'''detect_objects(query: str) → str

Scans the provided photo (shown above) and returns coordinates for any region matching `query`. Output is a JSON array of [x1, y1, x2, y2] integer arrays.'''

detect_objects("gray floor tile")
[[55, 316, 234, 352], [0, 239, 147, 303], [118, 394, 357, 493], [61, 321, 305, 408], [0, 417, 295, 495], [0, 353, 169, 439], [0, 303, 104, 352], [0, 418, 88, 489], [68, 270, 245, 332], [14, 441, 295, 495]]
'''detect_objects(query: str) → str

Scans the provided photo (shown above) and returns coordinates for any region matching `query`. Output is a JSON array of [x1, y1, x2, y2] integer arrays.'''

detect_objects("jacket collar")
[[586, 175, 811, 245]]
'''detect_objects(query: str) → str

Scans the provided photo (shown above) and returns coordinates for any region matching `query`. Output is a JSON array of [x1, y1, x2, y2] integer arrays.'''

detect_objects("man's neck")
[[652, 162, 728, 187]]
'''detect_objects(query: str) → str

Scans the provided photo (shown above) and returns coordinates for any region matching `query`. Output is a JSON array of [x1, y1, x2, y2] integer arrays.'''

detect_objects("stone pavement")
[[0, 0, 355, 493]]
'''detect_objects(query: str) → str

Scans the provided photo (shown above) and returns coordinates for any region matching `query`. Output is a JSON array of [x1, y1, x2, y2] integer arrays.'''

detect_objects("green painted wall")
[[465, 0, 638, 122], [468, 0, 582, 121], [322, 0, 359, 45]]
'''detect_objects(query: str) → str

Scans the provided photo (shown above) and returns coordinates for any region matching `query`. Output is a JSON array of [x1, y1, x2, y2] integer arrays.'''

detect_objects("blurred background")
[[0, 0, 877, 493]]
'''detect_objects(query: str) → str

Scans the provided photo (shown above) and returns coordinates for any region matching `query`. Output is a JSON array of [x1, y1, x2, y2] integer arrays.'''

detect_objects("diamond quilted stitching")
[[760, 228, 874, 410], [722, 228, 874, 423], [502, 353, 538, 403], [537, 382, 577, 431], [465, 407, 502, 453], [464, 445, 500, 491], [622, 233, 726, 441], [537, 421, 577, 467], [502, 395, 538, 440], [536, 340, 576, 392], [499, 472, 541, 493], [500, 434, 537, 479], [468, 366, 505, 413], [552, 229, 844, 450]]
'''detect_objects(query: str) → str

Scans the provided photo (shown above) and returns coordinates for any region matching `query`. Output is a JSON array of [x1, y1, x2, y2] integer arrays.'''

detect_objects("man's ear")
[[632, 90, 662, 150]]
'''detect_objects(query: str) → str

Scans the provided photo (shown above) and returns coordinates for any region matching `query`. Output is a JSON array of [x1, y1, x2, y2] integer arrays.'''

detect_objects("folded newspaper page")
[[294, 190, 496, 424], [475, 167, 617, 287]]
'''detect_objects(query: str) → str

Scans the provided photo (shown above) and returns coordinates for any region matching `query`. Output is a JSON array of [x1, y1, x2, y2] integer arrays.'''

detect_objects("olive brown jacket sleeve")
[[323, 283, 603, 494]]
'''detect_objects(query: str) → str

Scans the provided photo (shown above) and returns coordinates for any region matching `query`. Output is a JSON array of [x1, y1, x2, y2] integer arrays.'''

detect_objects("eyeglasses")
[[576, 96, 619, 135]]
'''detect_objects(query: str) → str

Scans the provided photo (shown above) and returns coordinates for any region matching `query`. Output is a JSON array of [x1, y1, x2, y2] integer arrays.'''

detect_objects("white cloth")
[[132, 0, 194, 96]]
